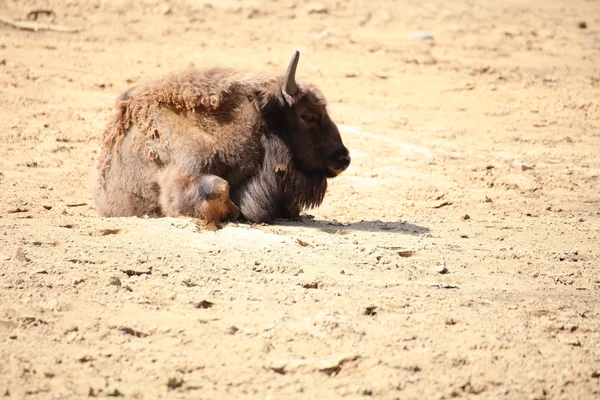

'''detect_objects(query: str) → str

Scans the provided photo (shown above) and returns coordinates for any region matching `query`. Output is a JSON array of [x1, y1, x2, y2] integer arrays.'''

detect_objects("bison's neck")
[[282, 169, 327, 214], [234, 118, 329, 223], [261, 133, 328, 216]]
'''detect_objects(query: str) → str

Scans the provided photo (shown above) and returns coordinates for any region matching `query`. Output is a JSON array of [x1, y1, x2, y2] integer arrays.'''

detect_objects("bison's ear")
[[256, 89, 286, 115]]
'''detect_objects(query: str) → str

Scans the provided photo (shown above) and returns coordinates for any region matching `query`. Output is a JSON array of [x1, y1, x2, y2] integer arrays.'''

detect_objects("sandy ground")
[[1, 0, 599, 398]]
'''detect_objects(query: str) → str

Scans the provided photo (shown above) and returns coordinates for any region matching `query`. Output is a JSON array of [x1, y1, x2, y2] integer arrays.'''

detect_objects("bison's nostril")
[[335, 149, 351, 171], [328, 148, 350, 176], [338, 154, 351, 169]]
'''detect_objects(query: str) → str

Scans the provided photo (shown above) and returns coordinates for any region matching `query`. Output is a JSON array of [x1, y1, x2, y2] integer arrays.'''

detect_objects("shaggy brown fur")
[[92, 55, 350, 224]]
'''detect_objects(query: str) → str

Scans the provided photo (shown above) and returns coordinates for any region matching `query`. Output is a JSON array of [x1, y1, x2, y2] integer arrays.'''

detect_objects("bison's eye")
[[300, 112, 320, 124]]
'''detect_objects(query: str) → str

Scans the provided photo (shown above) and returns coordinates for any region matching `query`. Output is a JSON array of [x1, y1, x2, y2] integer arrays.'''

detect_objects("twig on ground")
[[0, 16, 81, 33]]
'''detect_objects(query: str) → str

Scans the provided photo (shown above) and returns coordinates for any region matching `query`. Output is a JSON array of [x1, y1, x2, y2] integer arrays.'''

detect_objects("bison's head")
[[257, 51, 350, 178]]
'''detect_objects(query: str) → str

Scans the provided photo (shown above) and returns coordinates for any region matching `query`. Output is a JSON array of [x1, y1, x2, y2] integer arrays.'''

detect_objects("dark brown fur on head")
[[253, 78, 350, 179], [93, 52, 349, 224]]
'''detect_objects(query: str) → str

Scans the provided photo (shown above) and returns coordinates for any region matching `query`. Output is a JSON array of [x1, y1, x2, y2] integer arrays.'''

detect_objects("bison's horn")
[[283, 50, 300, 96]]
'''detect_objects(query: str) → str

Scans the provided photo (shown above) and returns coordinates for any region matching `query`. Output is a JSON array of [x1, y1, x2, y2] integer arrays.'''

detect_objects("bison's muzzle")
[[327, 146, 351, 177]]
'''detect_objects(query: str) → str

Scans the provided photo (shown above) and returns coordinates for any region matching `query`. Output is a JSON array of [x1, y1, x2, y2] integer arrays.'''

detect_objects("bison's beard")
[[234, 135, 327, 224]]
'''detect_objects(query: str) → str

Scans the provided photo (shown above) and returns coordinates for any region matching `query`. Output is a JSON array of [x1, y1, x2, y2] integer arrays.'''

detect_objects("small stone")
[[78, 355, 94, 363], [432, 265, 448, 274], [410, 32, 434, 40], [14, 247, 30, 262], [461, 214, 470, 220], [65, 326, 79, 334], [42, 298, 59, 311], [194, 300, 213, 309], [520, 161, 535, 171], [65, 331, 78, 343], [107, 388, 123, 397], [167, 377, 184, 390], [364, 306, 377, 316], [109, 276, 122, 286], [296, 238, 310, 247], [226, 326, 239, 335], [578, 21, 587, 29], [306, 3, 329, 14], [564, 325, 578, 332]]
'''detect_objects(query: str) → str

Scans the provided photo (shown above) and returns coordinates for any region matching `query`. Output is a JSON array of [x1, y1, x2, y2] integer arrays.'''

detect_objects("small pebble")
[[226, 326, 239, 335], [364, 306, 377, 316], [306, 3, 329, 14], [432, 265, 449, 274], [167, 377, 184, 390], [109, 276, 122, 287], [15, 247, 30, 262], [520, 161, 535, 171], [410, 32, 434, 40]]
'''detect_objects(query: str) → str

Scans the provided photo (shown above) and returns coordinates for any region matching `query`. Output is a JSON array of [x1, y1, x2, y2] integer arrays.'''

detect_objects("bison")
[[91, 51, 350, 225]]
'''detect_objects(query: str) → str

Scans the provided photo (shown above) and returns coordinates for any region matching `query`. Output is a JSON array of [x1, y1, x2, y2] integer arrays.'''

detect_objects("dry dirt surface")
[[1, 0, 600, 399]]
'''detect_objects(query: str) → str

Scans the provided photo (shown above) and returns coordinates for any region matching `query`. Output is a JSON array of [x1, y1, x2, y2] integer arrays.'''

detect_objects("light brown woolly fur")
[[97, 67, 274, 183]]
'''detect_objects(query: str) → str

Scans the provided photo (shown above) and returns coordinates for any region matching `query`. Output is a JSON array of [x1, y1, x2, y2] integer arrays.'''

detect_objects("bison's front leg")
[[158, 167, 240, 224]]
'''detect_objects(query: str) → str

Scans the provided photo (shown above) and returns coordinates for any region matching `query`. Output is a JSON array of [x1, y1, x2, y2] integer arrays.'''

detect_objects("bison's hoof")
[[197, 199, 230, 224], [195, 177, 239, 224]]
